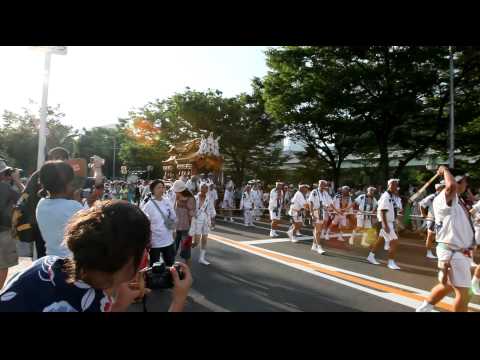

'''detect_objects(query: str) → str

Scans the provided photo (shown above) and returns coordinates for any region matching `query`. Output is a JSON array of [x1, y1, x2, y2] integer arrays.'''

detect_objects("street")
[[8, 217, 480, 312], [129, 216, 480, 312]]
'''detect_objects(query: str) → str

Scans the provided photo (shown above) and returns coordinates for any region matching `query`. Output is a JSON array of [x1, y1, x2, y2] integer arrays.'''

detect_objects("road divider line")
[[209, 234, 479, 312]]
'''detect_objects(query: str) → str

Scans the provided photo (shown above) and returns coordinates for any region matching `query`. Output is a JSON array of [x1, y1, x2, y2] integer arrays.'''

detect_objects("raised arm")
[[437, 165, 456, 205]]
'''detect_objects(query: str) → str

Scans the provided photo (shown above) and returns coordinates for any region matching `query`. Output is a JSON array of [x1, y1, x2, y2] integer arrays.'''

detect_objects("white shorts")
[[269, 209, 281, 221], [192, 219, 210, 236], [356, 215, 372, 229], [311, 209, 325, 224], [291, 213, 303, 223], [332, 214, 347, 227], [436, 245, 472, 288], [379, 222, 398, 243]]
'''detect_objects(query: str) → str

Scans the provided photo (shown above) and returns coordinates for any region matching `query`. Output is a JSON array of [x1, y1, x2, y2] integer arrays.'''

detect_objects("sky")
[[0, 46, 270, 130]]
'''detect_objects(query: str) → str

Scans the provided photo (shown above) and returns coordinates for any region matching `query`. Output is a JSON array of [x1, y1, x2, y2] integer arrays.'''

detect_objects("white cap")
[[275, 181, 283, 186], [172, 180, 187, 193], [367, 186, 376, 192], [435, 183, 445, 190], [387, 178, 400, 186], [318, 180, 328, 186]]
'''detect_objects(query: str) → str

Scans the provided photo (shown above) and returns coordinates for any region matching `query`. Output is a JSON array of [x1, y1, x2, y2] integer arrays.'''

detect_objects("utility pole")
[[112, 137, 117, 179], [448, 46, 455, 169], [31, 46, 67, 171]]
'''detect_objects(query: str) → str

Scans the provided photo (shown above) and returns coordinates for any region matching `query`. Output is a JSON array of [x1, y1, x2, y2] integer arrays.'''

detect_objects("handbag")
[[150, 199, 176, 231], [188, 217, 197, 237]]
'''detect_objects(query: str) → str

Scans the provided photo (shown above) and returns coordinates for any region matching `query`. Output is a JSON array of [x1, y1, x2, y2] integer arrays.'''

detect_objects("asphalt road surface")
[[6, 214, 479, 312], [128, 216, 480, 312]]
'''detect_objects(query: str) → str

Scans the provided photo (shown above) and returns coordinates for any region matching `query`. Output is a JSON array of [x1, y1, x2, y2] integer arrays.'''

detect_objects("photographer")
[[15, 147, 104, 258], [36, 161, 84, 258], [0, 201, 192, 312], [141, 180, 177, 267], [0, 159, 21, 289]]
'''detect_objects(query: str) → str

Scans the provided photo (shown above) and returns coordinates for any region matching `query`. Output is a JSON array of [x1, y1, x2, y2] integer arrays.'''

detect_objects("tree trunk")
[[331, 164, 341, 191], [378, 141, 390, 185]]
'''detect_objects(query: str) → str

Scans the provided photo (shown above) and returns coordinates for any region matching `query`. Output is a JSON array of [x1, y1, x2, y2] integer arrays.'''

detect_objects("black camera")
[[144, 260, 185, 290]]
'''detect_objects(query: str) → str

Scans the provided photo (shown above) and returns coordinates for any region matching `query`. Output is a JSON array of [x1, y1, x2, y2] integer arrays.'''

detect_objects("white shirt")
[[354, 194, 377, 213], [307, 188, 333, 209], [165, 189, 176, 207], [377, 191, 396, 223], [333, 194, 352, 211], [289, 191, 307, 212], [251, 189, 262, 205], [433, 191, 475, 250], [419, 192, 438, 218], [268, 188, 283, 211], [222, 189, 235, 208], [195, 193, 216, 222], [209, 189, 218, 205], [240, 191, 255, 210], [142, 198, 176, 248], [36, 198, 84, 257]]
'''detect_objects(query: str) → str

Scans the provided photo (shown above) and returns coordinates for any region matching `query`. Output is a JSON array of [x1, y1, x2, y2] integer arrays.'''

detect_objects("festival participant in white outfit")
[[191, 182, 216, 265], [222, 181, 235, 222], [419, 182, 445, 259], [251, 182, 263, 221], [417, 168, 478, 312], [366, 179, 402, 270], [350, 187, 378, 244], [239, 184, 255, 227], [307, 180, 334, 255], [208, 183, 219, 230], [287, 184, 309, 243], [327, 186, 353, 242], [470, 200, 480, 295], [186, 175, 200, 195], [268, 182, 284, 238]]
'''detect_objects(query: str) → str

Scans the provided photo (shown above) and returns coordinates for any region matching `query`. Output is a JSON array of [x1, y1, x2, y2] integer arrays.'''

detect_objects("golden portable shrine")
[[162, 134, 224, 185]]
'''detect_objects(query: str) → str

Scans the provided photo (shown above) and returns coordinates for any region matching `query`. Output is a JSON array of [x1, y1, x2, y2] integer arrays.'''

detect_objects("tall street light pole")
[[448, 46, 455, 169], [113, 137, 117, 179], [31, 46, 67, 171], [37, 51, 52, 171]]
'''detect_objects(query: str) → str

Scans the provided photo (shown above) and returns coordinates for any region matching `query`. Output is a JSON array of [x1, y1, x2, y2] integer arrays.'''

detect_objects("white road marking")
[[241, 237, 437, 274], [188, 288, 231, 312], [209, 234, 480, 311], [243, 237, 312, 245]]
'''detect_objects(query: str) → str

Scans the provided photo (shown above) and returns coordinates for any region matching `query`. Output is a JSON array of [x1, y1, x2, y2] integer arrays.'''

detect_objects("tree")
[[117, 116, 169, 179], [263, 46, 480, 185], [129, 86, 288, 185], [0, 105, 75, 175], [262, 46, 372, 186]]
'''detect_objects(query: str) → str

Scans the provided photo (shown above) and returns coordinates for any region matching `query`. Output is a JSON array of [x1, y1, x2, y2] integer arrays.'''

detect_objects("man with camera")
[[0, 201, 193, 312], [0, 159, 24, 289]]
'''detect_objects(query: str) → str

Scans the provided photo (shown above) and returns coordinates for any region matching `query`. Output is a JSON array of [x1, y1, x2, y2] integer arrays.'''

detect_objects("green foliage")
[[128, 85, 288, 185], [262, 46, 480, 185], [0, 105, 74, 175]]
